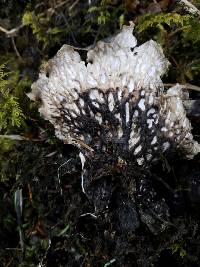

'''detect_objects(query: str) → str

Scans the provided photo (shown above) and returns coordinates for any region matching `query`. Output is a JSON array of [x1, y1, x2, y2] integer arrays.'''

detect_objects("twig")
[[164, 83, 200, 92], [47, 0, 71, 16], [0, 25, 23, 38], [66, 44, 91, 51], [11, 37, 23, 61], [52, 0, 70, 10], [0, 135, 43, 142], [5, 258, 14, 267], [178, 0, 200, 16], [69, 0, 80, 10], [0, 135, 26, 140], [0, 25, 24, 60]]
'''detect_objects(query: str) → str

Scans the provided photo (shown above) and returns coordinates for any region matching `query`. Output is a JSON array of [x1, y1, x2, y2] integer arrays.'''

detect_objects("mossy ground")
[[1, 1, 200, 266]]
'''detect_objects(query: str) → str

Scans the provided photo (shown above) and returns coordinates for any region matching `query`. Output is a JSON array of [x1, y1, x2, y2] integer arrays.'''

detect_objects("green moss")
[[136, 13, 191, 32], [170, 242, 187, 258], [0, 64, 25, 131]]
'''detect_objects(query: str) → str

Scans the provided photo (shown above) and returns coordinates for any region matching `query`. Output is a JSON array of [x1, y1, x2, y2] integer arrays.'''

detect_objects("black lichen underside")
[[52, 86, 174, 169]]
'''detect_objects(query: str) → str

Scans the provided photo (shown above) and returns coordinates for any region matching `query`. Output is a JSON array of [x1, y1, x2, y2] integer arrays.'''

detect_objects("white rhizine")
[[29, 24, 200, 160], [79, 152, 86, 193]]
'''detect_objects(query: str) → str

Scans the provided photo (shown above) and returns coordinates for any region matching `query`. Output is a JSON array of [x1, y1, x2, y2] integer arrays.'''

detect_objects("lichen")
[[29, 25, 200, 166]]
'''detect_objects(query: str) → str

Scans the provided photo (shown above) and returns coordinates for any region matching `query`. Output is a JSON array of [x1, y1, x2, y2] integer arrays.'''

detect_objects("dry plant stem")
[[0, 135, 42, 141], [66, 44, 91, 51], [5, 257, 13, 267], [69, 0, 80, 10], [11, 37, 23, 61], [164, 83, 200, 92], [0, 135, 26, 141], [0, 25, 23, 37], [52, 0, 70, 9], [47, 0, 73, 16], [0, 25, 23, 60], [0, 25, 9, 34], [179, 0, 200, 16]]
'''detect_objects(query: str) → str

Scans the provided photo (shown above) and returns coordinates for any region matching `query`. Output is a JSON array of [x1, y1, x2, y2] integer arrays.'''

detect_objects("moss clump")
[[0, 64, 25, 131]]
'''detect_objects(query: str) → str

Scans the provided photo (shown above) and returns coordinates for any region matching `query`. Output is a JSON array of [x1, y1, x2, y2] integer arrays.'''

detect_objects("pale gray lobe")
[[29, 25, 200, 168]]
